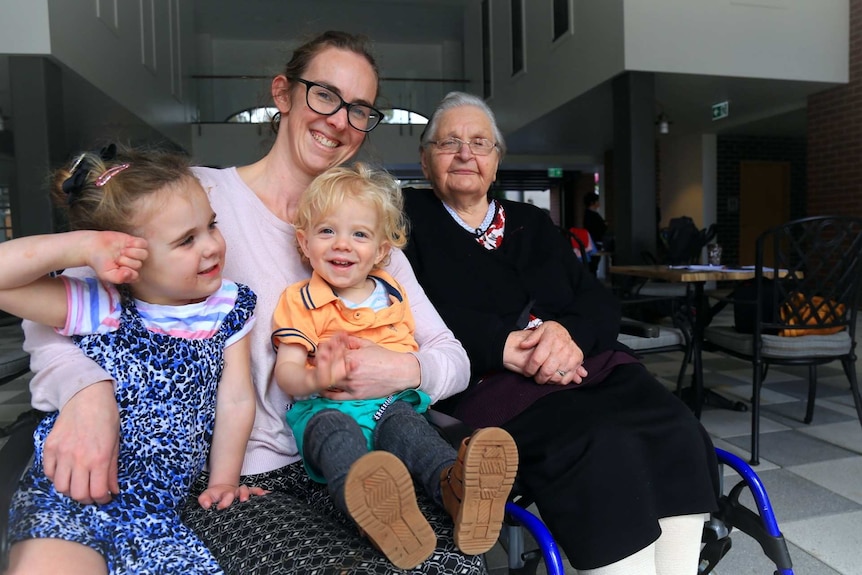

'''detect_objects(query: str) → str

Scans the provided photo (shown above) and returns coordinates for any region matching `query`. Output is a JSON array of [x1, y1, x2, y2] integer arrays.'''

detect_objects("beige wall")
[[659, 133, 706, 228], [0, 0, 50, 54], [1, 0, 197, 149], [462, 0, 847, 139], [463, 0, 625, 135], [47, 0, 197, 148], [625, 0, 848, 83]]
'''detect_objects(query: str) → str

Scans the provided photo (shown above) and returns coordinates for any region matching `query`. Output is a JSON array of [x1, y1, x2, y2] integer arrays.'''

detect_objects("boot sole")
[[454, 427, 519, 554], [345, 451, 436, 569]]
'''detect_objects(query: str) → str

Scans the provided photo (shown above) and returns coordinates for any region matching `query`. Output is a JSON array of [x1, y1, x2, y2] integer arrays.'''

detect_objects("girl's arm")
[[198, 334, 264, 509], [0, 232, 85, 327], [0, 230, 146, 327]]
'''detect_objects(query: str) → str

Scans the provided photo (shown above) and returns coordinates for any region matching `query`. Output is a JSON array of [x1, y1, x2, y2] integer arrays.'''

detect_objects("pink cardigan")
[[24, 166, 470, 476]]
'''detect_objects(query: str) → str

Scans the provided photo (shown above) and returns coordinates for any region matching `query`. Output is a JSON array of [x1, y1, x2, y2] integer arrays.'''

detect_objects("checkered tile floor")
[[3, 317, 861, 574], [645, 349, 862, 575]]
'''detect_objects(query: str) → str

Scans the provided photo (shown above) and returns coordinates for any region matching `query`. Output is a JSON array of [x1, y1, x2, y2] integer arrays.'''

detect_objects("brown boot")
[[440, 427, 519, 555], [345, 451, 436, 569]]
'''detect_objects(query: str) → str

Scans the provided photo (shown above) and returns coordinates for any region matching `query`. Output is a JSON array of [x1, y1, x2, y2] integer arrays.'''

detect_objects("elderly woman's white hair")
[[420, 91, 507, 158]]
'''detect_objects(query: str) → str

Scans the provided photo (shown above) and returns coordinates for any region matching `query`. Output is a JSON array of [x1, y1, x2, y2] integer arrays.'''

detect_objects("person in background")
[[403, 91, 719, 575], [3, 145, 258, 574], [272, 162, 517, 569], [582, 191, 608, 275], [21, 33, 483, 574]]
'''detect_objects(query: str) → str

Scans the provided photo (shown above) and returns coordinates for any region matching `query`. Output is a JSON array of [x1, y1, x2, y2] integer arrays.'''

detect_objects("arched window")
[[224, 107, 428, 125], [381, 108, 428, 125], [225, 106, 279, 124]]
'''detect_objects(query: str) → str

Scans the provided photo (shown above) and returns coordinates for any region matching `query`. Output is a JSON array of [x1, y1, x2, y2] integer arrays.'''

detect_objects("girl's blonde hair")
[[294, 162, 408, 267], [51, 144, 194, 234]]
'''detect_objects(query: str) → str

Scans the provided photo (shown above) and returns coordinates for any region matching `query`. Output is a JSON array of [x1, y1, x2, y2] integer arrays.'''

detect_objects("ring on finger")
[[556, 369, 567, 377]]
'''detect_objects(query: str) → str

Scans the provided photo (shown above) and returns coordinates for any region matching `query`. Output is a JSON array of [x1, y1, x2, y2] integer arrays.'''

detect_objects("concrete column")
[[10, 56, 65, 237], [611, 72, 657, 265]]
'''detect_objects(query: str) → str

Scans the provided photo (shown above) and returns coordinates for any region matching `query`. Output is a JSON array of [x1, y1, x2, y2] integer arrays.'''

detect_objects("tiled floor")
[[2, 317, 862, 574], [644, 350, 862, 575]]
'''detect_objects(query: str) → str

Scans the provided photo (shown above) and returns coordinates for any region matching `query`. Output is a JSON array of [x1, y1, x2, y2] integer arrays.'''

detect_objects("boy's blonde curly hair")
[[293, 162, 408, 268]]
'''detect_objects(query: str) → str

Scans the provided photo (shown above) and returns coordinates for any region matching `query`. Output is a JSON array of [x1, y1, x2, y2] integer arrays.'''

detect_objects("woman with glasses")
[[21, 33, 482, 575], [403, 92, 720, 575]]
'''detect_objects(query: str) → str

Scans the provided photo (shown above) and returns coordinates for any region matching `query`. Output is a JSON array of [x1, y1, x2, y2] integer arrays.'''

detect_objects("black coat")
[[402, 188, 622, 381]]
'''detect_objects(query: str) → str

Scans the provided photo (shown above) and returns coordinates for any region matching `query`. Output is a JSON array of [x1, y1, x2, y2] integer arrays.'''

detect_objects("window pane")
[[482, 0, 492, 99], [553, 0, 570, 41], [511, 0, 524, 75], [225, 106, 279, 123], [381, 109, 428, 125]]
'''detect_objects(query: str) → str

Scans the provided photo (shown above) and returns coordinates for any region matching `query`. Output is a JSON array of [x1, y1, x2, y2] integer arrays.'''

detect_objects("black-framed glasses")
[[426, 137, 498, 156], [291, 77, 383, 132]]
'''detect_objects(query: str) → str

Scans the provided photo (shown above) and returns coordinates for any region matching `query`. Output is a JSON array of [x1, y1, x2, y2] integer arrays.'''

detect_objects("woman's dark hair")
[[270, 30, 380, 133], [583, 192, 600, 208]]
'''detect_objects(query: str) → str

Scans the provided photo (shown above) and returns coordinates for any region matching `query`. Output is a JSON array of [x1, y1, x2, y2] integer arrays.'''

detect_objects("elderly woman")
[[402, 92, 719, 575]]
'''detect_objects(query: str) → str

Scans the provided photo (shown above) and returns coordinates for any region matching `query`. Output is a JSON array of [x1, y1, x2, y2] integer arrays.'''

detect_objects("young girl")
[[2, 144, 260, 575], [271, 163, 518, 570]]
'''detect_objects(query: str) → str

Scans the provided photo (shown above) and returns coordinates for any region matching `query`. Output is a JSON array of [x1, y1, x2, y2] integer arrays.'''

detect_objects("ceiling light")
[[656, 113, 671, 135]]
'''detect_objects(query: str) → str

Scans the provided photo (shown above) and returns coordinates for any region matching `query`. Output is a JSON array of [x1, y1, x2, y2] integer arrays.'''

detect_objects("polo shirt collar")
[[300, 270, 404, 310]]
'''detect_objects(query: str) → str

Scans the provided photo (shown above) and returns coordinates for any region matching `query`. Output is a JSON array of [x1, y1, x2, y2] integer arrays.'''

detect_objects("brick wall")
[[807, 0, 862, 218], [716, 136, 807, 265]]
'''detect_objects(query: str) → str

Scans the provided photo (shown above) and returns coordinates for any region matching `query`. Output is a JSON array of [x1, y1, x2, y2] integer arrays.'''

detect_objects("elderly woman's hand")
[[504, 322, 588, 385], [319, 335, 421, 400]]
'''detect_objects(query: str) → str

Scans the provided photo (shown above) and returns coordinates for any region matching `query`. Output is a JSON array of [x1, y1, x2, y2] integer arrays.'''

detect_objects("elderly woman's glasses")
[[427, 137, 498, 156], [291, 77, 383, 132]]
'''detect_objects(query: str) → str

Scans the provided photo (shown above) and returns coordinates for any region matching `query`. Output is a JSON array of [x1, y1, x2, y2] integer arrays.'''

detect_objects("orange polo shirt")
[[271, 269, 418, 361]]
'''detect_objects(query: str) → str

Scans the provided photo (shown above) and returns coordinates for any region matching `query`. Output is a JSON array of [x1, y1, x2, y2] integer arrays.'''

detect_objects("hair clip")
[[99, 143, 117, 162], [62, 157, 93, 201], [68, 153, 87, 174], [95, 163, 130, 187]]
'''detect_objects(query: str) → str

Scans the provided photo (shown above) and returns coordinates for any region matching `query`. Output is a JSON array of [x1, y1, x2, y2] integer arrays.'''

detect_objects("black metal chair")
[[703, 215, 862, 465], [617, 297, 694, 398]]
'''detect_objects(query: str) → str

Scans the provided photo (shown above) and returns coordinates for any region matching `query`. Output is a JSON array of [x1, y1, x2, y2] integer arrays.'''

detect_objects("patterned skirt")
[[182, 461, 487, 575]]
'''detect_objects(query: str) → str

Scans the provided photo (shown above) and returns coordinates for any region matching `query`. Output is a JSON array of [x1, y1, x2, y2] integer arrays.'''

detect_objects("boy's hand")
[[315, 331, 351, 392], [86, 231, 148, 284]]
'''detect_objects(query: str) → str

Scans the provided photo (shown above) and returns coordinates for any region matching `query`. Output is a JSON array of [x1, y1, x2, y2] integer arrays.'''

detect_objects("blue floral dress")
[[8, 281, 255, 575]]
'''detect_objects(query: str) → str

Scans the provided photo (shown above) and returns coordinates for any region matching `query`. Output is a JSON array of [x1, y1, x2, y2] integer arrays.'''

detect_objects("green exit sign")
[[547, 167, 563, 178], [712, 101, 729, 121]]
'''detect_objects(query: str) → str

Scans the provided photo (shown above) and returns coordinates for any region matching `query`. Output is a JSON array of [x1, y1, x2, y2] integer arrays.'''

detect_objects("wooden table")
[[609, 264, 759, 283], [610, 265, 767, 415]]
